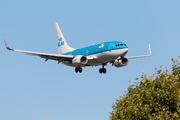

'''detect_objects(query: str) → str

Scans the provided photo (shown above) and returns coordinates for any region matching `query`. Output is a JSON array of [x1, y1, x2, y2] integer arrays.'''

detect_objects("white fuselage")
[[61, 48, 129, 67]]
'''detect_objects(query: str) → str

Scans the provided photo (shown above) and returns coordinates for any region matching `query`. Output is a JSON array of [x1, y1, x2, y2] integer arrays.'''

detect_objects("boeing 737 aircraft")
[[4, 23, 152, 74]]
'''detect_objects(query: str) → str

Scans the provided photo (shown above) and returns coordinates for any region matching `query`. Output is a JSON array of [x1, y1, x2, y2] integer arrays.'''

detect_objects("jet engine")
[[72, 55, 88, 67], [114, 57, 129, 68]]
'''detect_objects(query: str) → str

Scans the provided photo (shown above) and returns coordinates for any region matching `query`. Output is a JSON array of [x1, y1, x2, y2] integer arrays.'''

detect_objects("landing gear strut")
[[99, 65, 107, 74], [75, 67, 82, 73]]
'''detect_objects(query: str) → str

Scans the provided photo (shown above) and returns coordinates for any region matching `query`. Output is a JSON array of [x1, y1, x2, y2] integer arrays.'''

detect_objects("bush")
[[110, 57, 180, 120]]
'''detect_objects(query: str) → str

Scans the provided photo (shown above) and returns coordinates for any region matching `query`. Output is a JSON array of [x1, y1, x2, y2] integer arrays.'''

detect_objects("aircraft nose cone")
[[123, 48, 129, 55], [124, 48, 128, 52], [126, 48, 129, 51]]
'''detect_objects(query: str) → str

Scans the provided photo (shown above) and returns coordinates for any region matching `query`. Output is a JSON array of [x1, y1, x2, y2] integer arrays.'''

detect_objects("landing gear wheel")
[[75, 67, 79, 73], [103, 68, 106, 74], [99, 68, 103, 74], [79, 68, 82, 73]]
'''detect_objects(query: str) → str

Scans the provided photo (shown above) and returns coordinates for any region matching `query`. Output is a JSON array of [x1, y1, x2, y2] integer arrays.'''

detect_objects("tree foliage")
[[110, 57, 180, 120]]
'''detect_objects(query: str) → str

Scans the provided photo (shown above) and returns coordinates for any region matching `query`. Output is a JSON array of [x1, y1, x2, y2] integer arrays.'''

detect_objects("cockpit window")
[[116, 44, 126, 46]]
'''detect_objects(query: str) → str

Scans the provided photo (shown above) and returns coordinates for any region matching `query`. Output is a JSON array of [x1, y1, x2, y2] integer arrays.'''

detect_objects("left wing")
[[3, 39, 74, 63], [126, 44, 152, 59]]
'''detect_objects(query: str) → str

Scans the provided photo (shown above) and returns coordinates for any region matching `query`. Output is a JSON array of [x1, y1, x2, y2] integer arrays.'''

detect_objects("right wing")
[[126, 44, 152, 59], [3, 39, 74, 63]]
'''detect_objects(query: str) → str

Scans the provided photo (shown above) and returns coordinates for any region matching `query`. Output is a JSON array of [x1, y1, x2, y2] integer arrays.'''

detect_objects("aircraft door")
[[86, 50, 88, 56], [109, 43, 114, 51]]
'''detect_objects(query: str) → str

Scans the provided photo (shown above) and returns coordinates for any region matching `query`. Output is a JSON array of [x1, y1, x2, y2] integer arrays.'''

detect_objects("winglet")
[[3, 38, 14, 51], [148, 44, 152, 56], [126, 44, 152, 59]]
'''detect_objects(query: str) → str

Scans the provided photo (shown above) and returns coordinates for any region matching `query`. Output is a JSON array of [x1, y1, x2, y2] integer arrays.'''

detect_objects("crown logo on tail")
[[57, 37, 64, 46]]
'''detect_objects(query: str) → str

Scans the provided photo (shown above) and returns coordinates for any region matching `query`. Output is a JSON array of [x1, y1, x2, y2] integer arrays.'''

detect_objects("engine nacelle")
[[72, 55, 88, 67], [114, 57, 129, 68]]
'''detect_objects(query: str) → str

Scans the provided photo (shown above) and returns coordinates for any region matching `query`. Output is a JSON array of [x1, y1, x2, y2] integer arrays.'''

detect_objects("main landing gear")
[[75, 65, 107, 74], [75, 67, 82, 73], [99, 65, 107, 74]]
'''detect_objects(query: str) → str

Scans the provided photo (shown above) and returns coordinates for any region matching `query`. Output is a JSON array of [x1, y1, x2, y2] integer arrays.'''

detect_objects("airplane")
[[3, 22, 152, 74]]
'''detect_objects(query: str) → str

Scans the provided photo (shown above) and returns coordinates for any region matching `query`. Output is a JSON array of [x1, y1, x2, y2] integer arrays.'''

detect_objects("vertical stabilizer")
[[55, 23, 75, 54]]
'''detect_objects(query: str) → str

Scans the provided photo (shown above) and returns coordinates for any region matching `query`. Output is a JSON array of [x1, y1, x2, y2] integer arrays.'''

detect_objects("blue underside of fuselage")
[[62, 41, 128, 56]]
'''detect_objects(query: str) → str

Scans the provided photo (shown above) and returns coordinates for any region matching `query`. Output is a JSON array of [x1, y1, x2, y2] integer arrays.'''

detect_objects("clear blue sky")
[[1, 0, 180, 120]]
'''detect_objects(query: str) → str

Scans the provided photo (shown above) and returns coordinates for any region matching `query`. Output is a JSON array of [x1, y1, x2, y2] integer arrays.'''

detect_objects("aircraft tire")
[[99, 68, 103, 74], [75, 67, 79, 73], [103, 68, 106, 74], [79, 68, 82, 73]]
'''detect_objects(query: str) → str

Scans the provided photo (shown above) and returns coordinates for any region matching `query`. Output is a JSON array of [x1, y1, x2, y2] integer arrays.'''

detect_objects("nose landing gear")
[[75, 67, 82, 73]]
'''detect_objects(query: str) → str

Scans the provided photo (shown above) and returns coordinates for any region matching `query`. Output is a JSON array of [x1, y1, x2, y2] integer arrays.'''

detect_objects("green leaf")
[[110, 56, 180, 119]]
